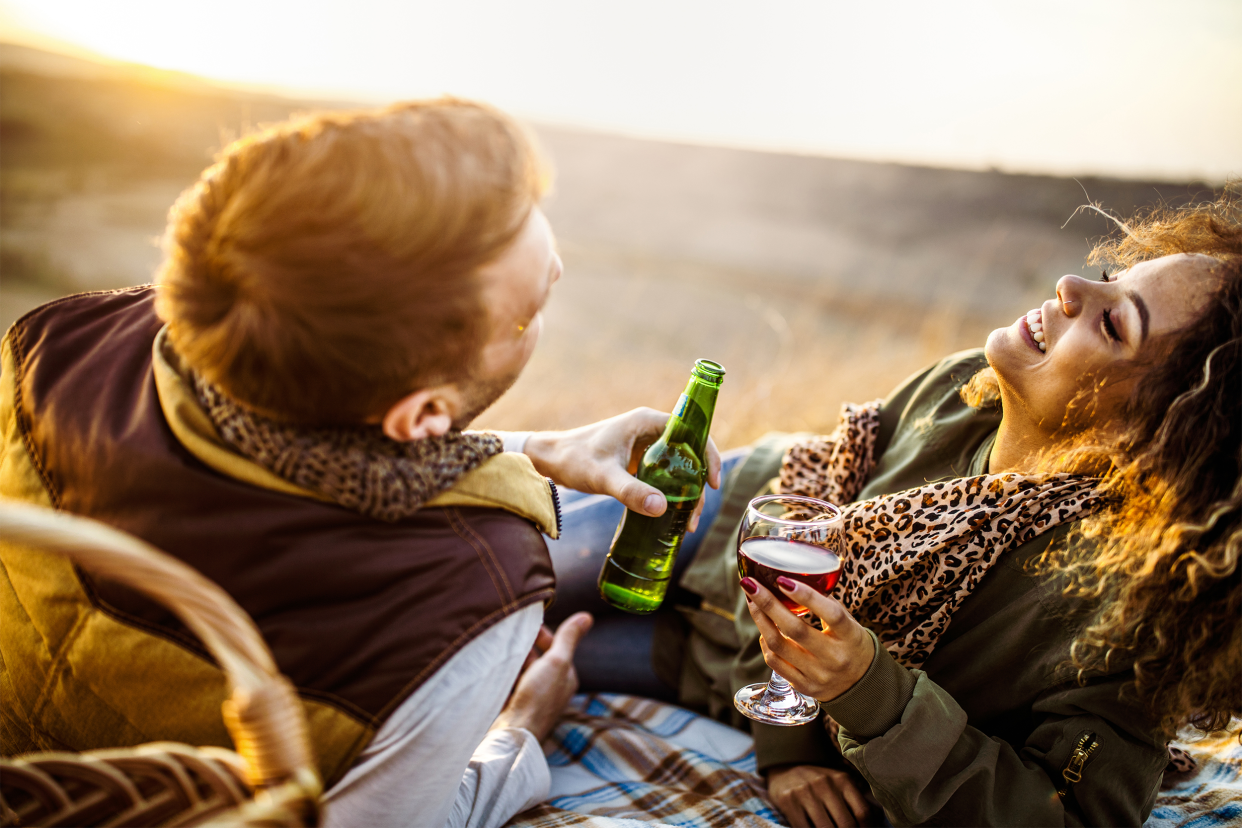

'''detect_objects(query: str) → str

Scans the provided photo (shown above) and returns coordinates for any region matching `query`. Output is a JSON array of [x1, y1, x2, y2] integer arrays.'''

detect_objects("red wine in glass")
[[737, 537, 840, 615], [733, 494, 843, 727]]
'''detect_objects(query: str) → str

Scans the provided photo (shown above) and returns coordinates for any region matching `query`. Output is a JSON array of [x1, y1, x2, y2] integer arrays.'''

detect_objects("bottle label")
[[674, 394, 690, 419]]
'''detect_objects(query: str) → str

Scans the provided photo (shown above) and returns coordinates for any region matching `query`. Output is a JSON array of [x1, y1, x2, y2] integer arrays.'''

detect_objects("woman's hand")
[[768, 764, 870, 828], [523, 408, 722, 530], [741, 576, 875, 702]]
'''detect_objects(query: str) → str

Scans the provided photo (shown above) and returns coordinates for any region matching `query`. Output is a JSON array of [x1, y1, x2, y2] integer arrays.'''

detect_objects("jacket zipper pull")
[[1057, 732, 1099, 798]]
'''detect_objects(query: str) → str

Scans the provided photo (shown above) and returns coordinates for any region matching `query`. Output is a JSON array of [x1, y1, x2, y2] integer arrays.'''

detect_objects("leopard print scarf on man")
[[780, 401, 1101, 668], [192, 373, 503, 522]]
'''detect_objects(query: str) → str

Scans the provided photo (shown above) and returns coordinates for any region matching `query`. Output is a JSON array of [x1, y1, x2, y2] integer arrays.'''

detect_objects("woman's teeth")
[[1025, 310, 1045, 352]]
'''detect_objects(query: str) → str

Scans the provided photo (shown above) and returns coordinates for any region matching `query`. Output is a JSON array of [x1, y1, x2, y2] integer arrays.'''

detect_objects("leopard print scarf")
[[192, 374, 504, 522], [780, 401, 1101, 668]]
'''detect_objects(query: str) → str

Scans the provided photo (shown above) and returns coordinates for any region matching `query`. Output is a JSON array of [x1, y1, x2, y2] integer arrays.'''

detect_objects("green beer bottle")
[[598, 359, 725, 613]]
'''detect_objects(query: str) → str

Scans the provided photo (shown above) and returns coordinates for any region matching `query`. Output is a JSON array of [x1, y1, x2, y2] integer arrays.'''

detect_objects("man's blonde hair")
[[156, 99, 549, 424]]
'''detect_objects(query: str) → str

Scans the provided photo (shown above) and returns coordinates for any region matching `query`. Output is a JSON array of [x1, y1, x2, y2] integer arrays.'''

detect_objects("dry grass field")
[[0, 42, 1219, 448]]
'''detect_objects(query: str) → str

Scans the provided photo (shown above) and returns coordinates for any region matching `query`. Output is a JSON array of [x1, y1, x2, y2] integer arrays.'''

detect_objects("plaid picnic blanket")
[[505, 694, 1242, 828], [506, 694, 781, 828], [1148, 730, 1242, 828]]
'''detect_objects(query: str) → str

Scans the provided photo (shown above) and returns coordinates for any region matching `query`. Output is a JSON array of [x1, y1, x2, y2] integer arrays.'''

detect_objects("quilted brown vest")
[[4, 287, 556, 763]]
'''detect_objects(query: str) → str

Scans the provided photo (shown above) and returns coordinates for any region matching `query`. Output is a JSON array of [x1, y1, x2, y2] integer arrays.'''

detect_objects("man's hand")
[[523, 408, 722, 531], [767, 765, 870, 828], [491, 612, 593, 741], [741, 577, 875, 702]]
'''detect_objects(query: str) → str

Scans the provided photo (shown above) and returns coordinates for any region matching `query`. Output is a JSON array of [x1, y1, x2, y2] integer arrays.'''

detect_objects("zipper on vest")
[[1057, 732, 1099, 798], [547, 479, 563, 537]]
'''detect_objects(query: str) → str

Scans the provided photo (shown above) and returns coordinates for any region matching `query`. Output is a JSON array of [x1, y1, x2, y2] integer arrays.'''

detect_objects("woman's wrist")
[[818, 629, 916, 740]]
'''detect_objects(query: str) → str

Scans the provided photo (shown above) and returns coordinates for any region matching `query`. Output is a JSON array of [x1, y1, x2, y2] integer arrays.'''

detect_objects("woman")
[[547, 187, 1241, 826]]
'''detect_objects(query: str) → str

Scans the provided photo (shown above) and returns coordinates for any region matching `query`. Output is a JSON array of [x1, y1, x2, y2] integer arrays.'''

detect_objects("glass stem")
[[764, 671, 794, 700]]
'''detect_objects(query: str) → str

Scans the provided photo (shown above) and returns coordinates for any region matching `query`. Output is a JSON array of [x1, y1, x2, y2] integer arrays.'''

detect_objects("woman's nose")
[[550, 252, 564, 286], [1055, 274, 1089, 318]]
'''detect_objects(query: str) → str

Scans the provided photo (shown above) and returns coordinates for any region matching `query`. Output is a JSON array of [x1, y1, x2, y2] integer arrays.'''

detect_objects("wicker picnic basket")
[[0, 500, 322, 827]]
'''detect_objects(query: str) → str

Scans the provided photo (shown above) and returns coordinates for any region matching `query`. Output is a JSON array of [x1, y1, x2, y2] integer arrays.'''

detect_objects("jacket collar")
[[151, 327, 559, 538]]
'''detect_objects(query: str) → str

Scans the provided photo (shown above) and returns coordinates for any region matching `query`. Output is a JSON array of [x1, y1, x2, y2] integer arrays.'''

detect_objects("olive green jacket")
[[663, 350, 1168, 826]]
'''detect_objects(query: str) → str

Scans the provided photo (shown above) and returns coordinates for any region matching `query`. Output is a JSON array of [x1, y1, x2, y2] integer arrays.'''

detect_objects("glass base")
[[733, 674, 820, 726]]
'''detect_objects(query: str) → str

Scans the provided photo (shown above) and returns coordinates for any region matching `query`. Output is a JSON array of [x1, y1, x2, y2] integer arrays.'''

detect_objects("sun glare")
[[2, 0, 1239, 181]]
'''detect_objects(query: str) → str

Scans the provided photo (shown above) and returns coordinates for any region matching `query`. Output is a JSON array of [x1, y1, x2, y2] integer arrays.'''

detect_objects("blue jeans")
[[544, 450, 749, 701]]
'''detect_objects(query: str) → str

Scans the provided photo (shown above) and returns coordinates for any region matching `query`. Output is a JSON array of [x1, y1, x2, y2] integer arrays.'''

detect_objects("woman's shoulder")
[[863, 350, 998, 498], [880, 349, 990, 420]]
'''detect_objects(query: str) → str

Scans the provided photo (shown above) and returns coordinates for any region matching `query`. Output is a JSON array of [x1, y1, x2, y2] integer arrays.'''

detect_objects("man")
[[0, 99, 717, 827]]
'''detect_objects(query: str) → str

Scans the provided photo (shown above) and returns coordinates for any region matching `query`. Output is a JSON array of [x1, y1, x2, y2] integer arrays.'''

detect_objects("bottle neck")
[[664, 374, 720, 454], [686, 375, 719, 429]]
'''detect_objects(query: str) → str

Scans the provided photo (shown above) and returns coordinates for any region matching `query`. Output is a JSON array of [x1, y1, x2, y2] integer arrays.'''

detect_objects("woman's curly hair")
[[1043, 184, 1241, 738]]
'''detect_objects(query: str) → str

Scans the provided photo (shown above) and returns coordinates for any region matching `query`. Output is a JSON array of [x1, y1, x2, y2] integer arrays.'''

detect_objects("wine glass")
[[734, 494, 844, 726]]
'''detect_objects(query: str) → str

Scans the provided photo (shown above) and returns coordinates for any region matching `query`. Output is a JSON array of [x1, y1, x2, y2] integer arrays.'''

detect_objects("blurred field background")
[[0, 42, 1220, 448]]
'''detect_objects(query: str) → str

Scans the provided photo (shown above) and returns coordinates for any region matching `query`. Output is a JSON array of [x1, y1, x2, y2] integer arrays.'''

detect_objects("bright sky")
[[2, 0, 1239, 181]]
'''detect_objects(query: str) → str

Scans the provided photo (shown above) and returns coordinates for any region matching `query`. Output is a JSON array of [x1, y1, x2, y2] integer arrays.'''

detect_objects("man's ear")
[[381, 386, 464, 442]]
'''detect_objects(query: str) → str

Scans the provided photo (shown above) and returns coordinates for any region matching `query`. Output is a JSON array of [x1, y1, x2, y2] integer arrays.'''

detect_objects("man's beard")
[[452, 365, 524, 431]]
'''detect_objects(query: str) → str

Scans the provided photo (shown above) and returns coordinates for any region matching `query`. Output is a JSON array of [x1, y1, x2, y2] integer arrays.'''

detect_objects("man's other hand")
[[767, 764, 870, 828], [491, 612, 593, 741], [523, 409, 722, 531]]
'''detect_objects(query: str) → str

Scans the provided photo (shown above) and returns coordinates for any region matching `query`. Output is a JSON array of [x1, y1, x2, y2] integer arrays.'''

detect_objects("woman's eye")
[[1102, 309, 1121, 343], [1099, 269, 1110, 282]]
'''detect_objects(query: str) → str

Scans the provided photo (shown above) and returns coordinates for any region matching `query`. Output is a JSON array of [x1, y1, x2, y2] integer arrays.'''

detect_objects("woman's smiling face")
[[986, 253, 1219, 436]]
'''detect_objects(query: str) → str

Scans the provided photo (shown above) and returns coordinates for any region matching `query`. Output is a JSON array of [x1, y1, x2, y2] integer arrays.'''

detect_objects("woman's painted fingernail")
[[776, 576, 797, 591], [740, 577, 758, 595]]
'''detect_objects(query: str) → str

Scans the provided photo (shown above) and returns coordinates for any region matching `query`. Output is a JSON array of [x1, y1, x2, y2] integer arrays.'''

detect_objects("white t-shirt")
[[322, 604, 549, 828]]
